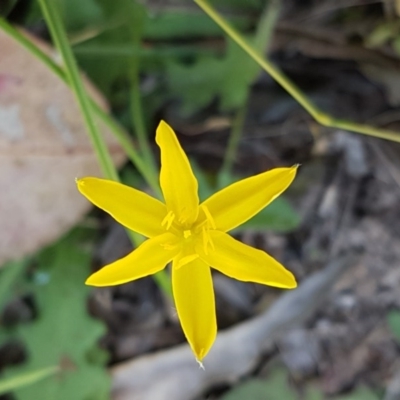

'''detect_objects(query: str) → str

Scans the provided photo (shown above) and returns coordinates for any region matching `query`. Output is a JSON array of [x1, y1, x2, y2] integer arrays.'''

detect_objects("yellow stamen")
[[201, 205, 216, 229], [161, 210, 175, 230], [184, 230, 192, 239], [160, 236, 179, 251]]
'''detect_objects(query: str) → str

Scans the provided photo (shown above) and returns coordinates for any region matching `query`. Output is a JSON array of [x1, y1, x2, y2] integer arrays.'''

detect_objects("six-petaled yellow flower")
[[77, 120, 297, 362]]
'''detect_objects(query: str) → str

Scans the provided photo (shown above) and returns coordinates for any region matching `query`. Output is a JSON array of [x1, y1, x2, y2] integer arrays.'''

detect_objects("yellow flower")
[[76, 121, 297, 362]]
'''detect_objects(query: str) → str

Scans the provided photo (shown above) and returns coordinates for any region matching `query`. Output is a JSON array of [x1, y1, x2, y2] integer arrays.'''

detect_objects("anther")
[[161, 211, 175, 230], [201, 205, 216, 229]]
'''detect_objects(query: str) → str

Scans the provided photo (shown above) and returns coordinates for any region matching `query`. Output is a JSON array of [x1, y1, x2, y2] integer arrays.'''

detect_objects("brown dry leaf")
[[0, 28, 126, 266]]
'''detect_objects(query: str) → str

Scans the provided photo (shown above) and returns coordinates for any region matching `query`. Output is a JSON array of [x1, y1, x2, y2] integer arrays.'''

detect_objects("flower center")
[[161, 205, 216, 265], [161, 210, 176, 230]]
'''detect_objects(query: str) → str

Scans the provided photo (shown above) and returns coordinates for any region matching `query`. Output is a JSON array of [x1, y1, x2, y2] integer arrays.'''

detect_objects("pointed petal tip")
[[279, 273, 297, 289], [76, 177, 88, 193], [158, 119, 169, 129], [192, 338, 215, 363], [259, 276, 297, 290], [75, 176, 93, 188], [196, 359, 205, 370], [85, 274, 121, 287], [156, 120, 174, 142], [85, 275, 102, 287], [289, 164, 300, 176], [85, 276, 95, 286], [286, 280, 298, 289], [172, 259, 216, 365], [274, 265, 298, 289], [85, 270, 119, 287]]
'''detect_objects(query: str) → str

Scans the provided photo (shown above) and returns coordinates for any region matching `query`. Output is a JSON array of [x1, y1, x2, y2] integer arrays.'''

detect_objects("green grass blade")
[[0, 366, 59, 395]]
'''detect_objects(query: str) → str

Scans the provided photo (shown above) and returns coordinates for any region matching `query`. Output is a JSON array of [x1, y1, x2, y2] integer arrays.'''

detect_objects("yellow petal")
[[77, 177, 167, 238], [197, 231, 297, 288], [86, 233, 179, 286], [172, 258, 217, 361], [156, 120, 199, 225], [202, 166, 297, 232]]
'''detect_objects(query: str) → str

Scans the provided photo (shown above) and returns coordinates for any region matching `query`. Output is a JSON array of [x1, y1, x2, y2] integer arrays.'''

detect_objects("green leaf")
[[166, 38, 257, 115], [0, 366, 59, 395], [387, 310, 400, 341], [72, 0, 140, 97], [74, 3, 252, 100], [144, 12, 251, 40], [393, 37, 400, 56], [165, 0, 277, 115], [335, 387, 379, 400], [2, 230, 110, 400], [0, 259, 27, 310], [220, 369, 297, 400], [59, 0, 103, 33], [365, 22, 397, 48], [220, 368, 378, 400], [208, 0, 264, 11]]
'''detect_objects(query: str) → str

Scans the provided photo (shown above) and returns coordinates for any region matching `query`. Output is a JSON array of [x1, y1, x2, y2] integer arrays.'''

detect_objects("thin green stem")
[[254, 0, 282, 52], [38, 0, 118, 181], [126, 5, 158, 177], [0, 365, 59, 395], [220, 0, 280, 182], [92, 103, 161, 196], [73, 44, 216, 58], [130, 72, 158, 176], [0, 18, 64, 88], [195, 0, 400, 143], [195, 0, 317, 118], [36, 1, 170, 296], [219, 98, 247, 181]]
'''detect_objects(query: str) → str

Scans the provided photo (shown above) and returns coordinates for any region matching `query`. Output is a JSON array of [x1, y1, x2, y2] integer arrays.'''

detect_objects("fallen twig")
[[111, 253, 359, 400]]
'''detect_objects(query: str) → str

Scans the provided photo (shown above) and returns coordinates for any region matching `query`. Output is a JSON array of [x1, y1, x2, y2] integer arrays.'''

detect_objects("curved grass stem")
[[219, 0, 281, 182], [32, 1, 170, 297], [195, 0, 400, 143], [37, 0, 118, 181]]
